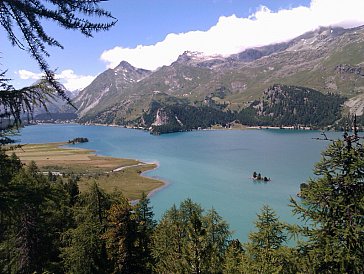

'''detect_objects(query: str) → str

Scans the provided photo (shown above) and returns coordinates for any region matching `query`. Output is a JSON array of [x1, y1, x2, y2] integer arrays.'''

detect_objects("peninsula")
[[9, 142, 164, 200]]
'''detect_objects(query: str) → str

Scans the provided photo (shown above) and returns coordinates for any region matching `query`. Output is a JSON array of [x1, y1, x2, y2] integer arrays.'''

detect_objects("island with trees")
[[252, 171, 271, 182], [68, 137, 89, 144]]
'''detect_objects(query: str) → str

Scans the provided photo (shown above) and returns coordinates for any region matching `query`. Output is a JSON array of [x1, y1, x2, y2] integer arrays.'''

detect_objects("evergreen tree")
[[61, 218, 106, 274], [223, 239, 244, 274], [152, 204, 186, 273], [0, 70, 56, 146], [290, 132, 364, 273], [103, 194, 138, 274], [83, 182, 112, 225], [152, 199, 231, 274], [11, 164, 51, 273], [0, 0, 116, 101], [61, 183, 111, 273], [242, 205, 289, 274], [203, 208, 230, 273], [134, 192, 156, 273], [0, 1, 115, 147], [0, 149, 22, 216], [0, 162, 72, 273], [64, 175, 80, 206], [180, 199, 206, 274]]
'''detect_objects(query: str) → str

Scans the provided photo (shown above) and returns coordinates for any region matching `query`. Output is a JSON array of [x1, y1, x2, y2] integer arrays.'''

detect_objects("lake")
[[17, 124, 342, 241]]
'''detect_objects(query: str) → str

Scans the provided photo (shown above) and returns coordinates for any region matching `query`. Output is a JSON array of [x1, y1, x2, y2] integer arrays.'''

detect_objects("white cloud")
[[18, 70, 43, 80], [17, 69, 96, 91], [55, 70, 96, 91], [100, 0, 364, 70]]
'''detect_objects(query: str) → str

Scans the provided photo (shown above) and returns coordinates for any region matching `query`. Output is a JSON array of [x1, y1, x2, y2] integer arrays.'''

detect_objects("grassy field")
[[10, 142, 164, 200]]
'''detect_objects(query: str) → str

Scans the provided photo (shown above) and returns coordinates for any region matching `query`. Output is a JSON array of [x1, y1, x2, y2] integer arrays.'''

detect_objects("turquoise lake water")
[[17, 124, 342, 241]]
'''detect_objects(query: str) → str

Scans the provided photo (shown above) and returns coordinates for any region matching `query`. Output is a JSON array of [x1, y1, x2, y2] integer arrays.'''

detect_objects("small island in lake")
[[68, 137, 89, 144], [252, 171, 271, 182]]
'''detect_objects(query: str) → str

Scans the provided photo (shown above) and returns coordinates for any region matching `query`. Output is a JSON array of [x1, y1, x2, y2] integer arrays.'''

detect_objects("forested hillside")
[[137, 85, 346, 134], [237, 84, 345, 128]]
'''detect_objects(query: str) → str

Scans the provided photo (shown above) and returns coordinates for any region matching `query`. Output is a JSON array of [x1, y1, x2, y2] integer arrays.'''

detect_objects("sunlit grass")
[[10, 142, 164, 199]]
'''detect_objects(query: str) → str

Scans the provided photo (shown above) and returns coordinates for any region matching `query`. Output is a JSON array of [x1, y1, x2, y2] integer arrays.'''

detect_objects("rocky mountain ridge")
[[68, 25, 364, 132]]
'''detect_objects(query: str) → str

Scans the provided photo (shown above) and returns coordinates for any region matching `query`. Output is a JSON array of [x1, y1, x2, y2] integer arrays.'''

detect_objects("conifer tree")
[[152, 199, 231, 274], [1, 162, 72, 273], [242, 205, 288, 274], [134, 192, 156, 273], [0, 0, 116, 101], [0, 72, 54, 145], [8, 164, 52, 273], [152, 204, 186, 273], [103, 194, 138, 274], [203, 208, 230, 273], [61, 218, 107, 274], [223, 239, 244, 274], [290, 130, 364, 273], [61, 183, 111, 273], [0, 1, 116, 146], [180, 199, 206, 274]]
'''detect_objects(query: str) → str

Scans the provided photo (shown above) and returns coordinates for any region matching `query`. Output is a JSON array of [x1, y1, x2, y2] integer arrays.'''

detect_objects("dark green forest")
[[142, 85, 347, 134], [237, 85, 346, 127], [0, 131, 363, 273], [142, 100, 235, 134]]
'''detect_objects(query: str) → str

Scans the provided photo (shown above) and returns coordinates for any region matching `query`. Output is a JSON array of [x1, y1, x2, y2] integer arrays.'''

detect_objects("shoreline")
[[66, 145, 168, 199], [143, 175, 169, 199], [129, 161, 170, 205], [34, 121, 316, 134], [139, 161, 169, 199], [65, 145, 169, 199], [10, 141, 167, 199], [34, 121, 362, 142], [128, 162, 170, 205]]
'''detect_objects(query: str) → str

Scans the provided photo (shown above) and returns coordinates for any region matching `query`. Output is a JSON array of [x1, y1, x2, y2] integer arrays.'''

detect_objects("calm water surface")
[[18, 124, 341, 241]]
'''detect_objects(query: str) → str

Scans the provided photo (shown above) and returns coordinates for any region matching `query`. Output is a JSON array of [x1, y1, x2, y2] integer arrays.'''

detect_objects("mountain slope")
[[74, 61, 151, 118], [73, 25, 364, 131]]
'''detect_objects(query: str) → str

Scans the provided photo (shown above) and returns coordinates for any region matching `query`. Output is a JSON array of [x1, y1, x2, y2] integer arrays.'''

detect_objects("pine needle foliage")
[[290, 129, 364, 273], [0, 0, 116, 101], [0, 73, 54, 130]]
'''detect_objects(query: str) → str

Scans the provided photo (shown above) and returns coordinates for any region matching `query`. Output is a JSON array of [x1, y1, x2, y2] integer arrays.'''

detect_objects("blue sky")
[[1, 0, 364, 90]]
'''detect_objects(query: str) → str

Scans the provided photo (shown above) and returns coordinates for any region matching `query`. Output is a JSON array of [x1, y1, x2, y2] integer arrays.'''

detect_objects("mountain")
[[30, 81, 78, 122], [73, 61, 151, 119], [72, 25, 364, 132]]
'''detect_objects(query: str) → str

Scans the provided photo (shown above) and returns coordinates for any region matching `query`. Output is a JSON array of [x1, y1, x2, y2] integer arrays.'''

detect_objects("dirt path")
[[112, 163, 149, 172]]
